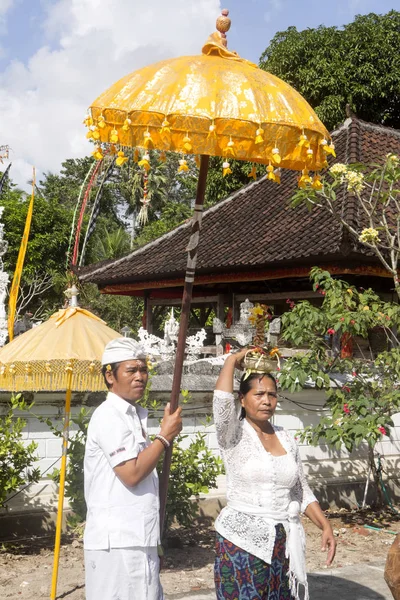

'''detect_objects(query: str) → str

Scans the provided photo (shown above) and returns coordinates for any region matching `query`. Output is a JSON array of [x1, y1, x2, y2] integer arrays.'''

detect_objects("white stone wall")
[[1, 388, 400, 516]]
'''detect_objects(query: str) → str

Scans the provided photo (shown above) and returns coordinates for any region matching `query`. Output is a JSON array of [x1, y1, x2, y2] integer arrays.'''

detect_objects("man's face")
[[105, 359, 149, 403]]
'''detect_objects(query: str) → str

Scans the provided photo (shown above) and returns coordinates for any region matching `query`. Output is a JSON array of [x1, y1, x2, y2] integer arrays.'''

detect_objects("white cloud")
[[0, 0, 221, 189]]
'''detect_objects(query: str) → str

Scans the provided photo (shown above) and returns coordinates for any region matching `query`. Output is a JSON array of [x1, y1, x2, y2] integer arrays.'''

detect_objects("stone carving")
[[213, 298, 256, 347], [137, 321, 207, 362], [186, 329, 207, 359], [164, 308, 179, 346]]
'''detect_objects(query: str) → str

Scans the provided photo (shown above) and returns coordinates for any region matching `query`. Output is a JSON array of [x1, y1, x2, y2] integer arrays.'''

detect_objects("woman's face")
[[240, 375, 278, 423]]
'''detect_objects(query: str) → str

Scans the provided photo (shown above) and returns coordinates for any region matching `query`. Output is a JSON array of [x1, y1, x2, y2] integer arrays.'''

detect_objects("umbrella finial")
[[65, 284, 79, 307], [216, 8, 231, 47]]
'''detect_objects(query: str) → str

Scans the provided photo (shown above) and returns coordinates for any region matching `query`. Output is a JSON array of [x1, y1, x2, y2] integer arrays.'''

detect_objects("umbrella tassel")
[[116, 150, 128, 167], [143, 129, 153, 148], [182, 133, 192, 153], [248, 164, 257, 180], [222, 160, 232, 177]]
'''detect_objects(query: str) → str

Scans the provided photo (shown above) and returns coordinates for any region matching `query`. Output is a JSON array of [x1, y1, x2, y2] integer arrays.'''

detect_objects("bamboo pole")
[[50, 369, 73, 599], [159, 155, 209, 532]]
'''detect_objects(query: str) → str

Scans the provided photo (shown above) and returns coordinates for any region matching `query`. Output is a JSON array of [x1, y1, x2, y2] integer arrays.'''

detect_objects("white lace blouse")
[[213, 389, 317, 566]]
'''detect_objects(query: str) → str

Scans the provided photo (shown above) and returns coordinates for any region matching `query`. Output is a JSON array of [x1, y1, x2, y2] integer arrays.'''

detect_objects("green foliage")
[[132, 202, 192, 249], [279, 269, 400, 463], [0, 394, 40, 507], [260, 11, 400, 129], [162, 431, 223, 531], [80, 283, 144, 334], [47, 408, 89, 527], [90, 226, 131, 262], [1, 186, 73, 279]]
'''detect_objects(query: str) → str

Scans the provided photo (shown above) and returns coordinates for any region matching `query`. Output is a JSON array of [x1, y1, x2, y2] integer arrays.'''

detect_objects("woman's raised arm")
[[215, 348, 248, 392]]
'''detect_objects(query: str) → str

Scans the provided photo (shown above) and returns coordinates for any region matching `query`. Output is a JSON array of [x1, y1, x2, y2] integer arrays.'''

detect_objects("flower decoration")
[[98, 114, 106, 129], [378, 426, 387, 436], [343, 403, 350, 414], [327, 328, 335, 335]]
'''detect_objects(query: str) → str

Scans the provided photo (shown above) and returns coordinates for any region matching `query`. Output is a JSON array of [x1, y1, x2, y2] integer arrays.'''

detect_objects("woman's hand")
[[232, 347, 249, 369], [215, 347, 249, 393], [304, 501, 336, 566], [321, 524, 336, 566]]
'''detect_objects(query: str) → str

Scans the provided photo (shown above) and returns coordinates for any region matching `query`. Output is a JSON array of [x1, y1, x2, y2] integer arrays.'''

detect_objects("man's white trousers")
[[85, 546, 164, 600]]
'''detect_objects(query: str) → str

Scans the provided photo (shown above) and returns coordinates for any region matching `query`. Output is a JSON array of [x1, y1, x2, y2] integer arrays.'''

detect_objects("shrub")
[[0, 394, 40, 507]]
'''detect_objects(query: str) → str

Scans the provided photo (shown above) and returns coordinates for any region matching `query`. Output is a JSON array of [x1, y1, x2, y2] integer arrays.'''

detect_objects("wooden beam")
[[148, 295, 219, 307], [99, 263, 394, 295], [235, 291, 321, 302], [146, 298, 153, 334]]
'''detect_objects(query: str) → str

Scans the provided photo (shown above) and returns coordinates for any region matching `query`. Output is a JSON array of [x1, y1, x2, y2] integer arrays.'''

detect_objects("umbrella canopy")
[[86, 32, 331, 173], [0, 305, 121, 392]]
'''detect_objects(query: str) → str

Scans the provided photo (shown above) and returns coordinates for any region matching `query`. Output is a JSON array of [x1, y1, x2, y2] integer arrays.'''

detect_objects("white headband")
[[101, 337, 147, 366]]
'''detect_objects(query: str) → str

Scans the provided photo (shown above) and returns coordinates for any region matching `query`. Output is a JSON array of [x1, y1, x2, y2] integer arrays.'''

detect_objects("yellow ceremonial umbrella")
[[0, 287, 120, 599], [83, 9, 332, 529]]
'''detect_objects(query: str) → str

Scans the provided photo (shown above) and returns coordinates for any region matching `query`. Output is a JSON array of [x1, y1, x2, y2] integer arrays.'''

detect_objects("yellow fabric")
[[0, 307, 120, 392], [87, 34, 330, 172], [8, 169, 35, 341]]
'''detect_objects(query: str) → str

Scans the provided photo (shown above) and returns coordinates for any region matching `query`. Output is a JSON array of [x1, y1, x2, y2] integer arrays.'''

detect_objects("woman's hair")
[[238, 372, 277, 421], [239, 372, 277, 395], [101, 362, 121, 390]]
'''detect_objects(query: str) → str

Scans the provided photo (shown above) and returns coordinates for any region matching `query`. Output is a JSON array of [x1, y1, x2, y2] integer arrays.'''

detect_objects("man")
[[84, 337, 182, 600]]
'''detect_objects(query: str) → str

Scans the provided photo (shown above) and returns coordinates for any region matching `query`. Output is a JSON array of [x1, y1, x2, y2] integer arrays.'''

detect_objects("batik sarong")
[[214, 523, 293, 600]]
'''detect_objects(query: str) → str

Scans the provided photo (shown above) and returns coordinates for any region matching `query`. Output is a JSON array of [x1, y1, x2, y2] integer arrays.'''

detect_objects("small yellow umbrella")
[[83, 9, 332, 530], [0, 288, 121, 599]]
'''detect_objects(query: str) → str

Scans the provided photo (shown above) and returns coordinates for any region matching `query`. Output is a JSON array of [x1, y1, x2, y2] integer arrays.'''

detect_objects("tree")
[[90, 226, 131, 262], [260, 11, 400, 130], [279, 268, 400, 505], [291, 153, 400, 300]]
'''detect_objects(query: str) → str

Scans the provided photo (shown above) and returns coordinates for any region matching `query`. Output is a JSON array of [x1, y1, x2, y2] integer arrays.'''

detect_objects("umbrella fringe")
[[0, 371, 107, 393]]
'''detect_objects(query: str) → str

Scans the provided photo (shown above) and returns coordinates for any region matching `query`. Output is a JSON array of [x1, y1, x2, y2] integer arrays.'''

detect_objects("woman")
[[213, 348, 336, 600]]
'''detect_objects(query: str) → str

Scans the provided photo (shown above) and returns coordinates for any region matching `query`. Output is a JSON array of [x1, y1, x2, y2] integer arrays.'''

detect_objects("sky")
[[0, 0, 398, 191]]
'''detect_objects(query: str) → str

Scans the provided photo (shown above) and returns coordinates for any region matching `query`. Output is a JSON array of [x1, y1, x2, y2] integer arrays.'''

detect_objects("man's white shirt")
[[84, 392, 160, 550]]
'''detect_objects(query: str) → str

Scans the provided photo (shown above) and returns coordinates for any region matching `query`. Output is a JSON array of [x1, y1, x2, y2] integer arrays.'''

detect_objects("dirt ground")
[[1, 507, 399, 599]]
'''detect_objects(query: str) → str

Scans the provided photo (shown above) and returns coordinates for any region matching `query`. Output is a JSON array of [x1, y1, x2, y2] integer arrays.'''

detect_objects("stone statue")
[[164, 308, 179, 346]]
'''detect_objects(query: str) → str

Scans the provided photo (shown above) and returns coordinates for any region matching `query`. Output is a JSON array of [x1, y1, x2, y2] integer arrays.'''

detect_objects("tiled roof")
[[79, 118, 400, 287]]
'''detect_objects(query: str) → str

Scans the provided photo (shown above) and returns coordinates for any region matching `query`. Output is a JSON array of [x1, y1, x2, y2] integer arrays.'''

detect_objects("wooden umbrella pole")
[[50, 370, 73, 600], [159, 154, 209, 532]]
